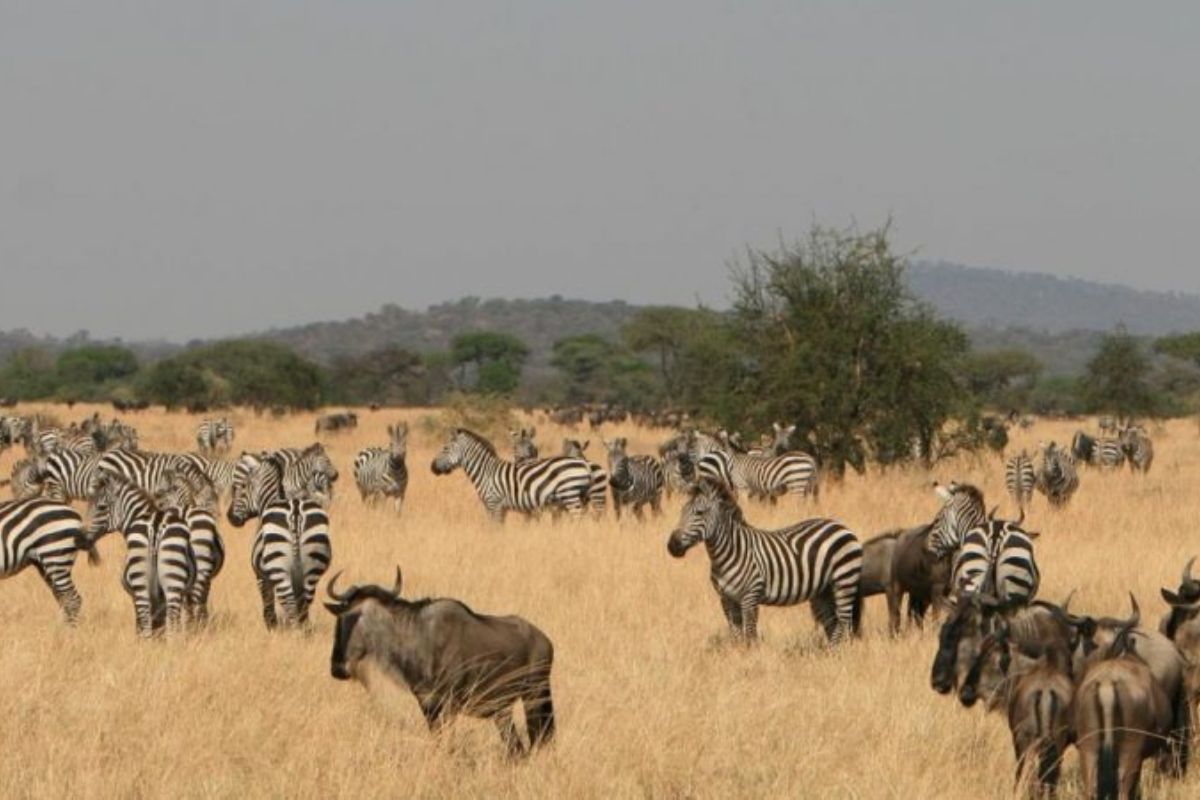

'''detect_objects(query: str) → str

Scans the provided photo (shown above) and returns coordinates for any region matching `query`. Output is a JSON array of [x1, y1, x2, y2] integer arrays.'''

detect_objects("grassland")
[[0, 405, 1197, 799]]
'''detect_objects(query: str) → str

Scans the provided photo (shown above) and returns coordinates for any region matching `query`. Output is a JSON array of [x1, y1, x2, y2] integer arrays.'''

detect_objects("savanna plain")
[[1, 405, 1197, 799]]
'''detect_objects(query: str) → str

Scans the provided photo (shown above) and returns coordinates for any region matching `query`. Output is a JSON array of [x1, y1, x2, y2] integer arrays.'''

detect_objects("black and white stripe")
[[176, 452, 237, 499], [6, 458, 44, 500], [666, 481, 862, 643], [87, 474, 195, 636], [925, 482, 988, 566], [97, 449, 186, 494], [510, 427, 539, 465], [688, 432, 819, 502], [1071, 430, 1125, 469], [561, 438, 607, 517], [431, 428, 593, 523], [266, 444, 339, 505], [353, 422, 409, 513], [39, 450, 105, 503], [602, 437, 664, 520], [196, 417, 235, 455], [0, 497, 98, 623], [155, 469, 224, 625], [226, 454, 332, 628], [1035, 442, 1079, 508], [1004, 451, 1036, 511]]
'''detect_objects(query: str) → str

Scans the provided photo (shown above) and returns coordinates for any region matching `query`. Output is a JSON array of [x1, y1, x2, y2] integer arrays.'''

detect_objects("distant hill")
[[5, 264, 1200, 377], [907, 261, 1200, 336]]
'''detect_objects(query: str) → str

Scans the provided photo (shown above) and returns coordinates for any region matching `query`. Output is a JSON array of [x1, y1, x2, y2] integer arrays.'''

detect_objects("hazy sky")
[[4, 2, 1199, 341]]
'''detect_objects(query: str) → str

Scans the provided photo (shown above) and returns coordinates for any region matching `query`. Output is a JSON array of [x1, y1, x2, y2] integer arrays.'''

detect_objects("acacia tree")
[[451, 331, 529, 395], [728, 222, 972, 475], [1084, 325, 1155, 422]]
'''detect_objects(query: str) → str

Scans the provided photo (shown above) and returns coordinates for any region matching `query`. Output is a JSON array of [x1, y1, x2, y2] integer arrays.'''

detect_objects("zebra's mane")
[[693, 479, 745, 523], [456, 428, 498, 457]]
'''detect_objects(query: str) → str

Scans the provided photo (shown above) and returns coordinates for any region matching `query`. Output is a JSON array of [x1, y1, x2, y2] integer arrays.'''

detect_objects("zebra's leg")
[[36, 562, 83, 625], [720, 596, 743, 637], [190, 577, 212, 627], [257, 576, 279, 629], [739, 597, 760, 642]]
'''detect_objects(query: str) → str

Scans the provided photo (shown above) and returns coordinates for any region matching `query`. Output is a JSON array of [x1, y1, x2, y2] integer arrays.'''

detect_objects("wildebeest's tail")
[[1096, 683, 1119, 800], [1032, 687, 1063, 791]]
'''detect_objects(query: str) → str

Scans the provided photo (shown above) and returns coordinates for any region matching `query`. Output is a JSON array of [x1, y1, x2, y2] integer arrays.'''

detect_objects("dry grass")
[[1, 405, 1198, 798]]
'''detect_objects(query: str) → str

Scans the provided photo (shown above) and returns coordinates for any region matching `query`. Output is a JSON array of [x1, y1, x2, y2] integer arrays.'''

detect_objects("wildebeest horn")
[[1123, 593, 1141, 630], [1015, 507, 1025, 526], [392, 566, 404, 598], [1184, 556, 1197, 586], [326, 571, 351, 603], [1060, 590, 1076, 614]]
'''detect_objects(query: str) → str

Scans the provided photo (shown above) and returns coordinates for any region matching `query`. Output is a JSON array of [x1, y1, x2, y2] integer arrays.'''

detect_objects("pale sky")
[[3, 2, 1199, 341]]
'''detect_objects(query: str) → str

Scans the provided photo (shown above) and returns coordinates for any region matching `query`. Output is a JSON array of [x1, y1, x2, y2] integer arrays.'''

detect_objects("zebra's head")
[[509, 428, 539, 464], [603, 437, 631, 489], [770, 422, 796, 454], [667, 480, 740, 558], [85, 473, 139, 538], [302, 443, 339, 483], [561, 438, 588, 460], [925, 481, 986, 560], [388, 422, 408, 460], [433, 428, 493, 474], [227, 452, 264, 527]]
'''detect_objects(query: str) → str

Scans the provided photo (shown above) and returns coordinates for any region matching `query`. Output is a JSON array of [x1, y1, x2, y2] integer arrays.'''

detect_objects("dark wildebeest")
[[887, 524, 951, 630], [1073, 597, 1175, 800], [324, 569, 556, 758], [958, 617, 1074, 796], [315, 412, 359, 434], [1160, 557, 1200, 706]]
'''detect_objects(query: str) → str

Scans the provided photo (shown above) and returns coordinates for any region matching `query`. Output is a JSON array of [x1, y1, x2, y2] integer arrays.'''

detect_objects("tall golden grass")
[[0, 405, 1197, 798]]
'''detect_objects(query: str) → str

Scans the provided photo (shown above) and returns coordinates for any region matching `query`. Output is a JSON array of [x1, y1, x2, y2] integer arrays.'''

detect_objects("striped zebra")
[[1071, 430, 1125, 469], [666, 480, 863, 643], [268, 444, 339, 505], [176, 452, 237, 499], [6, 458, 44, 500], [97, 448, 189, 495], [658, 435, 692, 497], [1098, 415, 1117, 435], [155, 466, 224, 625], [0, 415, 25, 453], [561, 438, 607, 517], [1035, 441, 1079, 508], [602, 437, 664, 520], [753, 422, 797, 457], [87, 474, 195, 636], [1004, 451, 1036, 512], [431, 428, 593, 523], [196, 418, 235, 455], [0, 496, 99, 623], [925, 482, 1040, 604], [227, 453, 332, 628], [510, 427, 539, 465], [687, 431, 819, 502], [39, 449, 105, 503], [353, 422, 409, 513], [1119, 426, 1154, 473]]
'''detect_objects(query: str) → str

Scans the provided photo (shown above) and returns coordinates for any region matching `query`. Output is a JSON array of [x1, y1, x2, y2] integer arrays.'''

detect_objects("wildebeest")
[[1073, 597, 1175, 799], [324, 568, 556, 758], [315, 411, 358, 434], [872, 523, 951, 633], [1159, 557, 1200, 704]]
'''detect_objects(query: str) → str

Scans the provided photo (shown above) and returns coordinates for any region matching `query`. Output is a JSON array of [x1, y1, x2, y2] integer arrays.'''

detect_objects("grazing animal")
[[430, 428, 593, 523], [561, 439, 607, 517], [1073, 430, 1125, 469], [87, 474, 195, 636], [1159, 557, 1200, 708], [684, 431, 819, 502], [195, 418, 235, 455], [960, 619, 1074, 796], [1118, 426, 1154, 474], [1073, 599, 1174, 800], [315, 411, 358, 434], [666, 480, 863, 644], [227, 454, 333, 628], [7, 458, 44, 500], [602, 437, 664, 521], [509, 427, 539, 464], [175, 452, 237, 499], [1005, 451, 1036, 512], [324, 569, 555, 758], [38, 449, 105, 503], [155, 467, 224, 626], [0, 496, 99, 623], [1098, 415, 1117, 435], [658, 436, 691, 497], [1035, 442, 1079, 509], [888, 524, 951, 629], [859, 531, 902, 634], [353, 422, 409, 513]]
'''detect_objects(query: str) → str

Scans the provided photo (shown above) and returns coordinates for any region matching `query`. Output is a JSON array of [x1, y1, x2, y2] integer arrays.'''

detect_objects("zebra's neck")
[[702, 507, 746, 566], [460, 439, 506, 495]]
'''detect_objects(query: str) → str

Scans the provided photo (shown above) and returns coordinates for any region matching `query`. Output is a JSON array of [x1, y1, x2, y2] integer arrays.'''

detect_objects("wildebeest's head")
[[1160, 557, 1200, 639], [324, 568, 406, 681], [1055, 593, 1141, 677], [667, 480, 739, 558]]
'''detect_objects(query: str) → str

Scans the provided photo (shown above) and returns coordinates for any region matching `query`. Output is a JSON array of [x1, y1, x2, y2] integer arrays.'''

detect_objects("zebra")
[[1098, 415, 1117, 435], [176, 452, 237, 499], [268, 444, 339, 504], [87, 473, 195, 636], [195, 418, 235, 455], [0, 415, 25, 453], [686, 431, 819, 502], [752, 422, 797, 457], [1035, 441, 1079, 508], [601, 437, 664, 520], [155, 466, 224, 625], [925, 481, 988, 581], [5, 458, 44, 499], [561, 438, 607, 517], [226, 453, 332, 628], [39, 449, 105, 503], [666, 479, 863, 643], [1071, 430, 1125, 469], [353, 422, 409, 513], [431, 428, 593, 523], [1119, 426, 1154, 473], [658, 435, 692, 497], [510, 427, 539, 464], [0, 496, 99, 623], [1004, 451, 1036, 512]]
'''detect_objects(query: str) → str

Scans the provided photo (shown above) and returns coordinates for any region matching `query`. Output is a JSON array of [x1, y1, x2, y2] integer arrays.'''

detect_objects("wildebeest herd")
[[0, 408, 1193, 794]]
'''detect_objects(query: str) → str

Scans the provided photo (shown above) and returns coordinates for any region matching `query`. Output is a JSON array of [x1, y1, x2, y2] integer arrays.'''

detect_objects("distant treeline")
[[4, 224, 1200, 471]]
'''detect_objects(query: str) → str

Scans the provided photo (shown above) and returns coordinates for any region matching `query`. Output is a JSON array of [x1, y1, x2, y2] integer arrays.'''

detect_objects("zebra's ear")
[[933, 483, 953, 501]]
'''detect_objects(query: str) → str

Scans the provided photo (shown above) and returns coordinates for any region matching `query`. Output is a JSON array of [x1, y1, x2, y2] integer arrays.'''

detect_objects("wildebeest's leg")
[[256, 576, 278, 629], [908, 587, 930, 627], [493, 707, 527, 759], [885, 580, 902, 635], [524, 678, 556, 748], [720, 596, 743, 637]]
